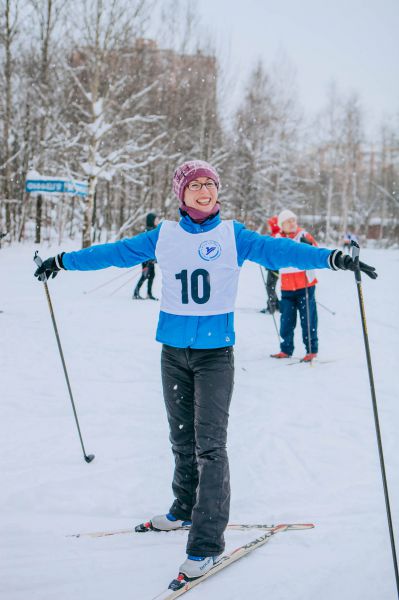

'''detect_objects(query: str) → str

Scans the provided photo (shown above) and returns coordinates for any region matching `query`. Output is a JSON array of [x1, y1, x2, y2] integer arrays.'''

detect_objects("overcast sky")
[[195, 0, 399, 128]]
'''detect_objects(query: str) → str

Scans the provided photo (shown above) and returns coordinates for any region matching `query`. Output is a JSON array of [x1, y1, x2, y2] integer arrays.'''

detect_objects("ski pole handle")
[[34, 251, 48, 283], [351, 241, 362, 283], [33, 250, 42, 268]]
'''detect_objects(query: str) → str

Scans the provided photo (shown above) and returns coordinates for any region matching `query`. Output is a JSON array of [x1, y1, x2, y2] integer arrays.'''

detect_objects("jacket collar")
[[179, 210, 221, 234], [280, 227, 303, 239]]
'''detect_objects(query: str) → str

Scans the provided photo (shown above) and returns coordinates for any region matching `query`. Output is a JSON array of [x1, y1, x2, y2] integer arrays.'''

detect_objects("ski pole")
[[351, 241, 398, 596], [270, 309, 280, 344], [304, 279, 313, 365], [34, 252, 95, 464], [316, 300, 336, 316], [259, 266, 281, 344], [83, 265, 140, 295], [109, 272, 141, 296]]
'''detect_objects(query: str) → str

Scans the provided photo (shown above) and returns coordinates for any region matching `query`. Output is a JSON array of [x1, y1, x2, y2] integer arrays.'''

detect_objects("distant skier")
[[34, 161, 377, 583], [260, 216, 280, 314], [133, 212, 159, 300], [270, 210, 320, 362]]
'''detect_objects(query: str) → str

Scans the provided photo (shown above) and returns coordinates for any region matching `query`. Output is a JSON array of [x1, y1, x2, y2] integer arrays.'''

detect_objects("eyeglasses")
[[187, 181, 217, 191]]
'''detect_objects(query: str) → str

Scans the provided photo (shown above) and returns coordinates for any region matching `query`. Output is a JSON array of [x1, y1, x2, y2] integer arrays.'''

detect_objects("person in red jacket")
[[270, 209, 318, 362]]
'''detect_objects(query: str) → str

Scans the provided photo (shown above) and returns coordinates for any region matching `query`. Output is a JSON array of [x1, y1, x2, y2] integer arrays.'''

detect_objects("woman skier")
[[34, 160, 377, 582]]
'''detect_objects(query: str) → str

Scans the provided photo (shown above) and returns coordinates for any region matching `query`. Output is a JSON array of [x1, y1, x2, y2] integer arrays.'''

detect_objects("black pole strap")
[[351, 242, 398, 595]]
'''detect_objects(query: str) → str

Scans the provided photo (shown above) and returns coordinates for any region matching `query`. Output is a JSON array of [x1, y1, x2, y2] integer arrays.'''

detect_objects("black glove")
[[34, 253, 65, 281], [300, 236, 313, 245], [329, 250, 377, 279]]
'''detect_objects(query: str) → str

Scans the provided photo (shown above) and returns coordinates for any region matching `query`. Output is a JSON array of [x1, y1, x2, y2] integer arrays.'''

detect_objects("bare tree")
[[0, 0, 19, 234], [227, 60, 302, 226], [25, 0, 68, 243], [62, 0, 165, 247]]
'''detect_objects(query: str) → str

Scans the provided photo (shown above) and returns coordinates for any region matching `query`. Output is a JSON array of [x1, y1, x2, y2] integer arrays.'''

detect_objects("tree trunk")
[[82, 176, 96, 248], [92, 188, 97, 243], [34, 0, 56, 243], [119, 178, 125, 230], [3, 0, 14, 235], [18, 194, 28, 242], [69, 196, 75, 238], [35, 194, 43, 243], [322, 176, 330, 242]]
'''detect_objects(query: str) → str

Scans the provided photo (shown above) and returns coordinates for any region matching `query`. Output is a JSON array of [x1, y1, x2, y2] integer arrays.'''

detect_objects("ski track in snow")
[[0, 244, 398, 600]]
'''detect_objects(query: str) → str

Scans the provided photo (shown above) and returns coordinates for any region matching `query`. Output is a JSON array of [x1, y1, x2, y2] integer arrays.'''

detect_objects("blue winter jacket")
[[62, 213, 333, 349]]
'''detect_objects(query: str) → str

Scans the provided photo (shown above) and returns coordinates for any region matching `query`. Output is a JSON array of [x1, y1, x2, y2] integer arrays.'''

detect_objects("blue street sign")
[[25, 178, 88, 197]]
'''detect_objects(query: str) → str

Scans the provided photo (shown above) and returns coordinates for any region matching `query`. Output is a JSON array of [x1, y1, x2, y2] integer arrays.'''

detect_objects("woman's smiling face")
[[183, 177, 218, 213]]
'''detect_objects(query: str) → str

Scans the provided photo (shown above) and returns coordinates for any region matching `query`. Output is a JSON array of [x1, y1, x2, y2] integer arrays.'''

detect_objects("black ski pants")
[[266, 269, 280, 312], [161, 344, 234, 557], [134, 261, 155, 295]]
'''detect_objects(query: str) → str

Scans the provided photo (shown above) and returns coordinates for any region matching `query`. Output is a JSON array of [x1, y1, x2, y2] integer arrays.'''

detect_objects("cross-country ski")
[[154, 524, 314, 599], [68, 522, 313, 539]]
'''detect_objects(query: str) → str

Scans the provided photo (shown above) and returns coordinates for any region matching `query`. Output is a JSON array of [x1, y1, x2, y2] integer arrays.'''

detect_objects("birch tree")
[[23, 0, 67, 243], [63, 0, 165, 247]]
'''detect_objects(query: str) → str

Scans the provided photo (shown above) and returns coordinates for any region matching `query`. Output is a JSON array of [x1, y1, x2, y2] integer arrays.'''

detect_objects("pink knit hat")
[[172, 160, 220, 201]]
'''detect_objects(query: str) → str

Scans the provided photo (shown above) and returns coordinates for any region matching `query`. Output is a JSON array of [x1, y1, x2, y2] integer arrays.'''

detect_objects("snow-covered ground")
[[1, 244, 398, 600]]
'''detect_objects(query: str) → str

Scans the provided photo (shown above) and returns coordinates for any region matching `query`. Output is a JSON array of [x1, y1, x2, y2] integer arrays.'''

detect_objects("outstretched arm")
[[234, 224, 330, 271], [34, 226, 160, 279], [234, 223, 377, 278]]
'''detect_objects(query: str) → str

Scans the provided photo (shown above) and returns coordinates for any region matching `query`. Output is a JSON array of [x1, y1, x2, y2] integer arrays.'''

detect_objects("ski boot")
[[301, 353, 317, 362], [168, 554, 222, 590], [179, 554, 221, 578], [135, 512, 192, 533]]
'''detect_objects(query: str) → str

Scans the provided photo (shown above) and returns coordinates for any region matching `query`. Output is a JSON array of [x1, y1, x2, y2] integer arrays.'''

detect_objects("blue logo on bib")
[[198, 240, 221, 261]]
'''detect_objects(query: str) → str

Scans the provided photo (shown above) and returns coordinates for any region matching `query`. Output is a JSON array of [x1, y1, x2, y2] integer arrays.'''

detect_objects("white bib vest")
[[155, 220, 240, 316]]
